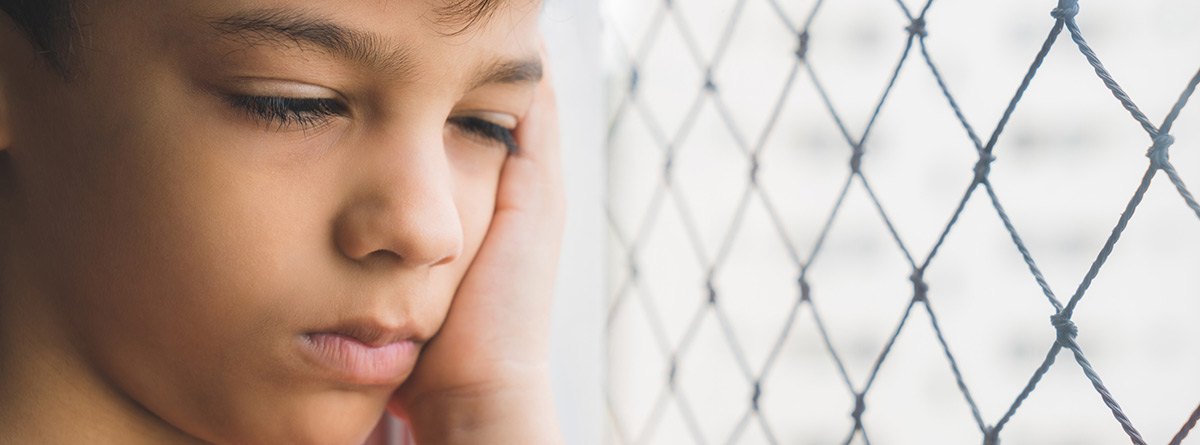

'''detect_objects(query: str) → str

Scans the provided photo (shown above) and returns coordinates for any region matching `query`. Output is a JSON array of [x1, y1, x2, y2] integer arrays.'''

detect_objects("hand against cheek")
[[390, 47, 564, 443]]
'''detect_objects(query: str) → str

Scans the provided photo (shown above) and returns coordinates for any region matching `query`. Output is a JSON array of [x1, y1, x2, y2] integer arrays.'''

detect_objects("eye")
[[226, 95, 347, 131], [448, 116, 518, 154]]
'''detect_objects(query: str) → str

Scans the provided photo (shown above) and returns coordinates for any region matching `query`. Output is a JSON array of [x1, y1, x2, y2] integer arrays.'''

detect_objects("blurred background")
[[542, 0, 1200, 444]]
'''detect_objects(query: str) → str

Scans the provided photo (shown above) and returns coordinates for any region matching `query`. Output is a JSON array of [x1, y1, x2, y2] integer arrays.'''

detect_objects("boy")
[[0, 0, 564, 443]]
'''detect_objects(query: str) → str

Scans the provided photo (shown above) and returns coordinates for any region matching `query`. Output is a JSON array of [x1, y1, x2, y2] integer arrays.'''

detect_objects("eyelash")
[[447, 116, 518, 154], [227, 95, 518, 153], [226, 95, 346, 131]]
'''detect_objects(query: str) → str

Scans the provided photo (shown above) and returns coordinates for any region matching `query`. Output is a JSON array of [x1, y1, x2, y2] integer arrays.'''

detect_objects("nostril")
[[425, 233, 463, 268], [356, 235, 460, 268], [430, 251, 458, 267]]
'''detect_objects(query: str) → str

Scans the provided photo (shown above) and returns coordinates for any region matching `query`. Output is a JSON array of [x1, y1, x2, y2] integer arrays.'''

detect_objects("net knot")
[[751, 382, 762, 410], [1051, 1, 1079, 20], [910, 270, 929, 302], [1050, 312, 1077, 346], [704, 68, 717, 92], [668, 356, 678, 386], [974, 153, 996, 184], [795, 31, 810, 60], [906, 17, 928, 38], [850, 144, 865, 173], [629, 66, 640, 95], [799, 277, 811, 302], [1147, 132, 1174, 170], [663, 156, 675, 184], [707, 281, 717, 304], [983, 426, 1000, 445], [851, 393, 867, 419], [749, 156, 760, 184]]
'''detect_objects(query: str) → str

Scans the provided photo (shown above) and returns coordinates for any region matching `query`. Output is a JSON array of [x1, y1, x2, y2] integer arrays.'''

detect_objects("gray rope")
[[1170, 402, 1200, 445]]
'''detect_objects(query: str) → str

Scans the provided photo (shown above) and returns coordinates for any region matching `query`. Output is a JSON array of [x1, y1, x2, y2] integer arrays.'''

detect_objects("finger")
[[515, 39, 559, 163], [497, 36, 563, 220]]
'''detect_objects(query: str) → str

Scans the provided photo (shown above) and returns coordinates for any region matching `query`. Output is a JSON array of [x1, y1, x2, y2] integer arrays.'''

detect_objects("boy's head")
[[0, 0, 541, 443]]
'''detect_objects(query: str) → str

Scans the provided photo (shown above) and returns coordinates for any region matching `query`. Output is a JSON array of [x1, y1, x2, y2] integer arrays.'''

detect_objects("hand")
[[389, 44, 564, 443]]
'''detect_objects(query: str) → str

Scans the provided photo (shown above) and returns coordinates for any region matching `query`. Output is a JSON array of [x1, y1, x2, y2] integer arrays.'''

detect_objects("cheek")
[[27, 77, 310, 328], [9, 61, 358, 436], [449, 144, 507, 257], [38, 95, 312, 366]]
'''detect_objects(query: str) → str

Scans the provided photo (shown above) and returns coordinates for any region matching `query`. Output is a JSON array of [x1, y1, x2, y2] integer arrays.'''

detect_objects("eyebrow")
[[470, 59, 544, 89], [205, 8, 543, 86]]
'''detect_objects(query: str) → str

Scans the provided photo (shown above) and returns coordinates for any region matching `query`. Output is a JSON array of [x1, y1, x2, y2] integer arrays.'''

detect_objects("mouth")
[[298, 321, 422, 386]]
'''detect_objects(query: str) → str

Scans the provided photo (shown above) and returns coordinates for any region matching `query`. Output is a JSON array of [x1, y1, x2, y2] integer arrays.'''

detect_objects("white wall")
[[543, 1, 605, 444]]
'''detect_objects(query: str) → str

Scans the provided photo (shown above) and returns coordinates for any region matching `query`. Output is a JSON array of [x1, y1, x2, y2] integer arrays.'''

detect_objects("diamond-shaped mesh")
[[602, 0, 1200, 443]]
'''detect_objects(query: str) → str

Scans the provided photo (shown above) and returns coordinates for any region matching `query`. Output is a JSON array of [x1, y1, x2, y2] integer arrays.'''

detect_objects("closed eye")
[[448, 116, 518, 154], [226, 95, 347, 131]]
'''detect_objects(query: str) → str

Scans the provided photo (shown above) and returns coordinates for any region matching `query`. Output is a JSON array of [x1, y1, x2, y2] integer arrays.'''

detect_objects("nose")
[[334, 125, 463, 268]]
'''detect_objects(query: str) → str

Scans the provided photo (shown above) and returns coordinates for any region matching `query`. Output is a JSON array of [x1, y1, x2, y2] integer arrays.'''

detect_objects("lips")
[[298, 322, 421, 385]]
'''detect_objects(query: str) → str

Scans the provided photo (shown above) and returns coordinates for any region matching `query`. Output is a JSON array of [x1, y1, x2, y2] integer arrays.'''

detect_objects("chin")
[[287, 392, 394, 445], [200, 389, 393, 445]]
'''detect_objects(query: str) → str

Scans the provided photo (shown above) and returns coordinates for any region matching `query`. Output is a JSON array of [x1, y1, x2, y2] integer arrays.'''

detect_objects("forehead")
[[158, 0, 543, 82], [177, 0, 540, 53]]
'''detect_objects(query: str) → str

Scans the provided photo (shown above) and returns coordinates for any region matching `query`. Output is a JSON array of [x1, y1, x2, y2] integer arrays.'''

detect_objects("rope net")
[[603, 0, 1200, 443]]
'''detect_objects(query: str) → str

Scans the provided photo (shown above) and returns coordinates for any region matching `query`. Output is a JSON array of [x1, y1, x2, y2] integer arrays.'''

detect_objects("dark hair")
[[436, 0, 507, 35], [0, 0, 514, 76], [0, 0, 77, 73]]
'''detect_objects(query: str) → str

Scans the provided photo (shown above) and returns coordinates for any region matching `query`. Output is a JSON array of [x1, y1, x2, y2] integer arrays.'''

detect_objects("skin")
[[0, 0, 563, 444]]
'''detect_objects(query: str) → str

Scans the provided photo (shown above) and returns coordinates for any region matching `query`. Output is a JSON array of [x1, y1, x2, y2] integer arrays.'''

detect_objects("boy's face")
[[0, 0, 540, 443]]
